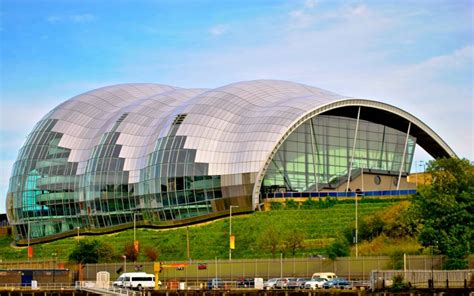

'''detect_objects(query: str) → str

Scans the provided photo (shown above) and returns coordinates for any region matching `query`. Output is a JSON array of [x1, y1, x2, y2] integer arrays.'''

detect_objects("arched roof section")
[[250, 97, 457, 207]]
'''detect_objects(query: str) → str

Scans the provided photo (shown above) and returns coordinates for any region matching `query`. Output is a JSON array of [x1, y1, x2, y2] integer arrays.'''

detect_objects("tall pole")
[[123, 255, 127, 273], [355, 171, 359, 258], [133, 212, 136, 242], [280, 252, 283, 278], [346, 107, 361, 192], [397, 122, 411, 190], [229, 205, 239, 261]]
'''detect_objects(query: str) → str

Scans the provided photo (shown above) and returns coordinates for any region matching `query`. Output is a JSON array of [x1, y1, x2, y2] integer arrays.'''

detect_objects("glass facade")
[[262, 115, 416, 193], [6, 80, 449, 243]]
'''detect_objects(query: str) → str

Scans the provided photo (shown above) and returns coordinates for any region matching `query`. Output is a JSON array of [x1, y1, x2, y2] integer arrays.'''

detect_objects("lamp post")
[[133, 212, 137, 242], [122, 255, 127, 273], [419, 161, 426, 184], [76, 226, 80, 239], [229, 205, 239, 261], [52, 252, 57, 285]]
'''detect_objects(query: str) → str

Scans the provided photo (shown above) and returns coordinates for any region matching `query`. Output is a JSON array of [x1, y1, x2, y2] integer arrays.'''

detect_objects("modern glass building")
[[6, 80, 455, 243]]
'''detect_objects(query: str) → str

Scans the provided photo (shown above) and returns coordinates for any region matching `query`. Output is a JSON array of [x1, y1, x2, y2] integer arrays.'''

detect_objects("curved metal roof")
[[36, 79, 455, 186]]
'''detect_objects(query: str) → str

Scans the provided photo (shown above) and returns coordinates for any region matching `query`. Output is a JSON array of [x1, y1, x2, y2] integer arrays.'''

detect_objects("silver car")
[[263, 278, 279, 290]]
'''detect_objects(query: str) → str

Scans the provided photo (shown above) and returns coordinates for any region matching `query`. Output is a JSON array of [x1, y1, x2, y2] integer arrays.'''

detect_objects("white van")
[[311, 272, 337, 281], [113, 272, 156, 289]]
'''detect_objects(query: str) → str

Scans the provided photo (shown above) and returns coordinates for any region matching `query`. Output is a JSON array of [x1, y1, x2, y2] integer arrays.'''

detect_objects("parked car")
[[113, 272, 157, 290], [323, 278, 351, 289], [263, 278, 279, 290], [207, 278, 225, 289], [311, 272, 337, 281], [275, 278, 294, 289], [304, 277, 327, 289], [236, 278, 255, 288], [287, 278, 310, 289]]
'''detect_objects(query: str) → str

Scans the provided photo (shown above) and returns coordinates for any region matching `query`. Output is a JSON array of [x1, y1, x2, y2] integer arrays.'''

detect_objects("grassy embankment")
[[0, 199, 412, 262]]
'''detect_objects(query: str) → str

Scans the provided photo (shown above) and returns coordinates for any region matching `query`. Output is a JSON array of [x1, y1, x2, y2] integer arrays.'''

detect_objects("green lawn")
[[0, 200, 399, 262]]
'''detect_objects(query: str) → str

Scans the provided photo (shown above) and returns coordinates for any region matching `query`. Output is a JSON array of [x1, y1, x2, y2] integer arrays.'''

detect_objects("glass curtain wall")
[[262, 114, 416, 193]]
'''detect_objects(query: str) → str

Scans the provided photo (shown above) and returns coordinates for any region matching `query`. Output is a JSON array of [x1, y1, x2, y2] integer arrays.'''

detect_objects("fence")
[[81, 255, 473, 281], [370, 269, 474, 289]]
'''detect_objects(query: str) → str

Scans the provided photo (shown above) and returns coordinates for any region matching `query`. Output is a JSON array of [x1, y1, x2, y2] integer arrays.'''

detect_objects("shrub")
[[69, 239, 105, 263], [124, 242, 139, 262], [390, 274, 409, 291], [285, 199, 299, 209], [144, 247, 160, 261], [327, 235, 349, 260], [270, 202, 283, 210]]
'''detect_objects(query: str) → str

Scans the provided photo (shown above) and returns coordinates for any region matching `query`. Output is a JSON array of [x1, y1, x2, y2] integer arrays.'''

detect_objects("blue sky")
[[0, 0, 473, 213]]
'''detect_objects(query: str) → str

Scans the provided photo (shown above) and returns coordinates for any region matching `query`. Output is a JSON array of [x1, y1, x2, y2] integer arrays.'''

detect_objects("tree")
[[144, 247, 160, 261], [327, 235, 350, 260], [69, 239, 107, 263], [257, 226, 282, 258], [283, 228, 305, 257], [413, 158, 474, 269], [124, 242, 139, 262]]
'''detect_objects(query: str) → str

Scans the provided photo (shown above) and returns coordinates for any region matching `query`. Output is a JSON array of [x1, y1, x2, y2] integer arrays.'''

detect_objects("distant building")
[[6, 80, 455, 243]]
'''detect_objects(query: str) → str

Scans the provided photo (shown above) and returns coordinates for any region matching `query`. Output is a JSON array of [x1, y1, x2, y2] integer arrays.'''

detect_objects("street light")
[[52, 252, 57, 285], [229, 205, 239, 261], [133, 212, 137, 242], [76, 226, 80, 239], [122, 255, 127, 273]]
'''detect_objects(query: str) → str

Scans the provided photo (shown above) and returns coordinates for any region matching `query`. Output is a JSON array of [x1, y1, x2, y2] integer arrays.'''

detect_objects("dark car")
[[236, 278, 255, 288], [287, 278, 310, 289], [323, 278, 351, 289], [207, 278, 225, 289]]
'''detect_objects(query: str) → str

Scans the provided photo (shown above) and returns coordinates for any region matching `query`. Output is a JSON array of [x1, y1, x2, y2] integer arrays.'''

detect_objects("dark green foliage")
[[359, 215, 385, 241], [413, 158, 474, 267], [300, 198, 318, 209], [390, 274, 409, 291], [69, 239, 115, 263], [270, 202, 283, 210], [327, 235, 350, 260], [389, 251, 404, 270], [443, 257, 468, 270], [285, 199, 299, 209]]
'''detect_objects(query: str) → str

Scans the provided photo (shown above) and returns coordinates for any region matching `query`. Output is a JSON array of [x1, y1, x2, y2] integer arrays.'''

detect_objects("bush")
[[144, 247, 160, 261], [69, 239, 110, 263], [389, 251, 404, 270], [390, 274, 409, 291], [443, 257, 468, 270], [301, 198, 318, 209], [270, 202, 283, 210], [124, 242, 139, 262], [327, 235, 350, 260], [285, 199, 299, 209]]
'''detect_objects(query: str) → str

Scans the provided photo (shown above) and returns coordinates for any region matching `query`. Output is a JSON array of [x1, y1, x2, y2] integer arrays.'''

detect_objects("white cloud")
[[305, 0, 318, 9], [209, 25, 228, 36], [349, 4, 369, 17], [47, 13, 96, 24]]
